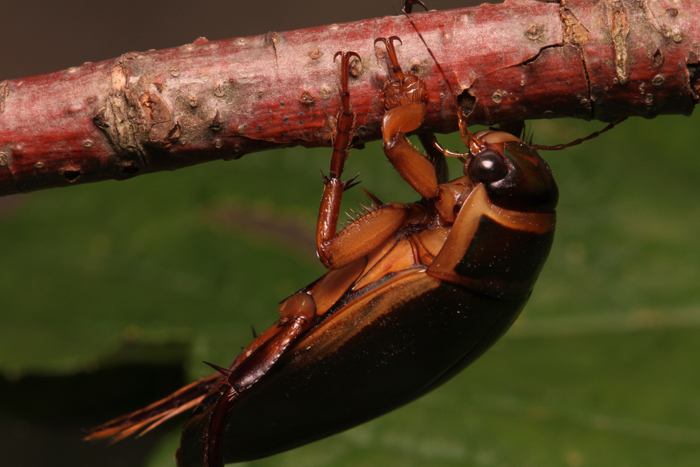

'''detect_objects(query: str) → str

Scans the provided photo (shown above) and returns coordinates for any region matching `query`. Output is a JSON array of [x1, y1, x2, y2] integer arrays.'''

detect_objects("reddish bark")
[[0, 0, 697, 196]]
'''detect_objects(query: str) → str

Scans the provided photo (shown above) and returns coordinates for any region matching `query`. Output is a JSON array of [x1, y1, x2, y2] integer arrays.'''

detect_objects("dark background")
[[0, 0, 491, 80]]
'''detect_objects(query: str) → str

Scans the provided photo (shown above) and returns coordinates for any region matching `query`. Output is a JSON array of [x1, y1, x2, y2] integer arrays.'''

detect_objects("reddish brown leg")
[[375, 37, 438, 199], [85, 374, 219, 442], [204, 292, 319, 467], [316, 52, 419, 270], [202, 55, 385, 465], [316, 51, 360, 268], [202, 253, 380, 466]]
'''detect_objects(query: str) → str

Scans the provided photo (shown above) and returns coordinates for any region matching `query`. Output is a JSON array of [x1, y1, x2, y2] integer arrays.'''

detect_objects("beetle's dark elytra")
[[178, 269, 537, 464]]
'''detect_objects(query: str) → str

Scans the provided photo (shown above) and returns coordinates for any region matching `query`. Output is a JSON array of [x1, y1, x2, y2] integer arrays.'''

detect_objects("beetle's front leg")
[[375, 37, 439, 200]]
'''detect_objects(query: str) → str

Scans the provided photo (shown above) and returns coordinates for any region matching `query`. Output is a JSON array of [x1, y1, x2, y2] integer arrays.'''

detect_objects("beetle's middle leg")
[[316, 51, 361, 269]]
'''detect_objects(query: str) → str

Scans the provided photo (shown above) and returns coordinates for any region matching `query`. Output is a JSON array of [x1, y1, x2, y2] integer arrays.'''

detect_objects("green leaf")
[[2, 114, 700, 467]]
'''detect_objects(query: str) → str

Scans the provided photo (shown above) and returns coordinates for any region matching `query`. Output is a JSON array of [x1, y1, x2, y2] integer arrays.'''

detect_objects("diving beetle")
[[88, 29, 559, 467]]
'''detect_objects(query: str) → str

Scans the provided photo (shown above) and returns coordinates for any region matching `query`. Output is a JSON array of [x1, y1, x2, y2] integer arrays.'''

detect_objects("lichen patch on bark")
[[94, 88, 148, 166]]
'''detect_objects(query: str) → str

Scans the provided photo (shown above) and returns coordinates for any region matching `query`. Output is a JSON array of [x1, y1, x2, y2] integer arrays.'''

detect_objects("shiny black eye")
[[467, 149, 509, 183]]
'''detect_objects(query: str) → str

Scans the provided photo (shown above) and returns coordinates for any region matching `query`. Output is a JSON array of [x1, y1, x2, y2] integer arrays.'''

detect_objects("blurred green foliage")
[[1, 113, 699, 466]]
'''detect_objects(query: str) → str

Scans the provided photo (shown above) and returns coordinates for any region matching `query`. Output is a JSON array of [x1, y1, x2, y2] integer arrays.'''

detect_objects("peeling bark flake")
[[608, 1, 630, 85], [110, 60, 128, 92], [210, 110, 223, 132], [265, 31, 284, 70], [94, 89, 148, 165], [653, 49, 664, 67], [140, 91, 175, 144], [0, 81, 8, 114]]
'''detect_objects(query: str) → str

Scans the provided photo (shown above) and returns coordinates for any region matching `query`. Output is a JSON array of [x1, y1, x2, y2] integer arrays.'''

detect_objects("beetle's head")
[[463, 130, 558, 212]]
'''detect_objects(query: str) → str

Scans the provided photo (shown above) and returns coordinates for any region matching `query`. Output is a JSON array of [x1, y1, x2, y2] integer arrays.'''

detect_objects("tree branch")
[[0, 0, 697, 195]]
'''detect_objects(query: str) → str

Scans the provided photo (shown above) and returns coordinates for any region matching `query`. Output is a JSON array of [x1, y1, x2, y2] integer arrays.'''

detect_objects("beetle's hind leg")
[[193, 253, 374, 466], [199, 292, 320, 467]]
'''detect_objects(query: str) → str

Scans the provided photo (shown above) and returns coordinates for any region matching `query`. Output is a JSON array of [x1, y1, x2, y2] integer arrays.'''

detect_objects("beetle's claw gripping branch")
[[374, 37, 406, 82], [375, 37, 426, 109], [375, 35, 437, 200], [330, 51, 360, 179]]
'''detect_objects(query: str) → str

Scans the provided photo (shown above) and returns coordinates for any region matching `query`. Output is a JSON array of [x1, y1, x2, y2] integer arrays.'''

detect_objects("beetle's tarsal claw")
[[320, 170, 331, 185], [388, 36, 402, 46], [203, 361, 232, 378]]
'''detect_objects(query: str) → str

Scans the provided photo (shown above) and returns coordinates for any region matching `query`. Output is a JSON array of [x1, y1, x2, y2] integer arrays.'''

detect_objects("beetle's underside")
[[88, 185, 555, 465], [179, 210, 554, 464]]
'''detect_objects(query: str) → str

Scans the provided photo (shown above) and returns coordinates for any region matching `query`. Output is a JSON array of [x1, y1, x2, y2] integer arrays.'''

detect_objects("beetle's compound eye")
[[467, 149, 508, 183], [471, 141, 558, 213]]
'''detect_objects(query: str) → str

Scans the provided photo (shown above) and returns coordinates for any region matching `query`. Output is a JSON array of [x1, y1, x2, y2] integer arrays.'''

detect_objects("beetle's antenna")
[[530, 118, 627, 151], [525, 123, 534, 146], [402, 2, 483, 155], [402, 3, 456, 106], [403, 1, 626, 153]]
